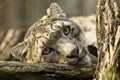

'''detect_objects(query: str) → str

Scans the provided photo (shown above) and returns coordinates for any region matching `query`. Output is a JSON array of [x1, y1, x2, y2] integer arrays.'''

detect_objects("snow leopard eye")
[[42, 47, 53, 55], [63, 26, 71, 36]]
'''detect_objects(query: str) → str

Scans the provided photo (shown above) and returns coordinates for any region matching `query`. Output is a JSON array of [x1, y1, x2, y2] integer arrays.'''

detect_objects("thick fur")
[[10, 3, 97, 66]]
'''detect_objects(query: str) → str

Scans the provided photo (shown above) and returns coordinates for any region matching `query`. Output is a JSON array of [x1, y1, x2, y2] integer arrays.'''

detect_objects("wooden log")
[[0, 61, 96, 80]]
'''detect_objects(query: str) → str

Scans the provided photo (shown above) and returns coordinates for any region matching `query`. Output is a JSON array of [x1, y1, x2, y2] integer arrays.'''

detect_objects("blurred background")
[[0, 0, 98, 29]]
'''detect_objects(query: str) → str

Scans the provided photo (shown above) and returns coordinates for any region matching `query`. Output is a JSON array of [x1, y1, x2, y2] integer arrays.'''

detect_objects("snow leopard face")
[[11, 3, 97, 66]]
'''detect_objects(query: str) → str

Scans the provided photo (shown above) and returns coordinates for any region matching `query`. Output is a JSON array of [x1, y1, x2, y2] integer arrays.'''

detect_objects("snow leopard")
[[10, 3, 97, 66]]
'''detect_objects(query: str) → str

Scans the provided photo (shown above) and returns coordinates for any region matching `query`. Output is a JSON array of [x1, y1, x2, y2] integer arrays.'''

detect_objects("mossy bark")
[[95, 0, 120, 80]]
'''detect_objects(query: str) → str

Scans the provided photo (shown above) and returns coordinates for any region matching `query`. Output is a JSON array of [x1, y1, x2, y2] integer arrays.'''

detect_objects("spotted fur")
[[11, 3, 97, 66]]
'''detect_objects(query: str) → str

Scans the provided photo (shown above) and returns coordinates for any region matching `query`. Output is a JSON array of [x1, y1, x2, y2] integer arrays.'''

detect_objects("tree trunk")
[[95, 0, 120, 80]]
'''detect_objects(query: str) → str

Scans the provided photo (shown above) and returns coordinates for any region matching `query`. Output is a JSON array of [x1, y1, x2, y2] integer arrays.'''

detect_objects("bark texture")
[[0, 61, 96, 80], [95, 0, 120, 80]]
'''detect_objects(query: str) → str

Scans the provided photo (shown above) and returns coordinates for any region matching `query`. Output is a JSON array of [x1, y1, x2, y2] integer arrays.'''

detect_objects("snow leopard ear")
[[10, 42, 27, 61], [47, 3, 67, 19]]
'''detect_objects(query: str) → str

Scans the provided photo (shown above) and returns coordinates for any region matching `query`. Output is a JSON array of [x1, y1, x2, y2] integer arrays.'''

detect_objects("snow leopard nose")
[[66, 47, 79, 59]]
